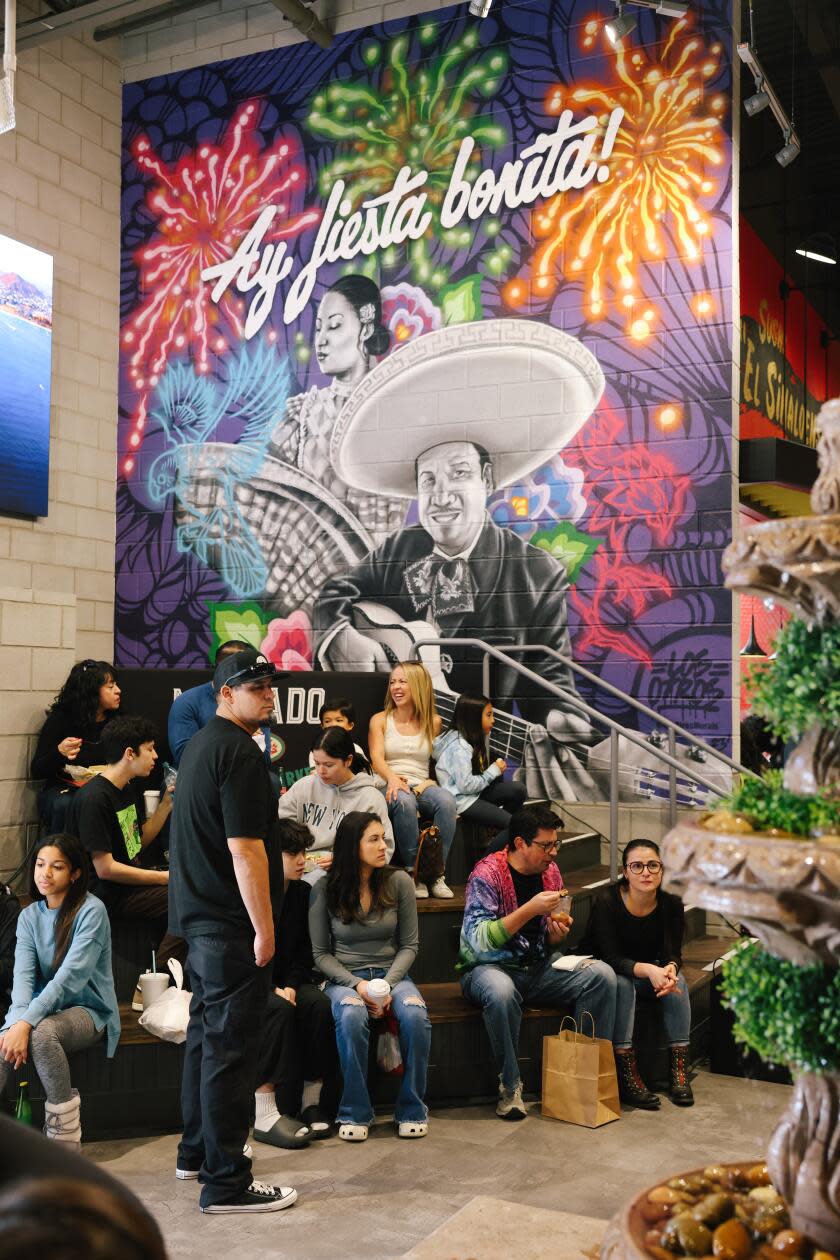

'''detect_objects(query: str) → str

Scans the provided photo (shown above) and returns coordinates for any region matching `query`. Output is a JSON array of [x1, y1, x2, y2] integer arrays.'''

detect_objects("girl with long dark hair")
[[278, 726, 394, 878], [582, 838, 693, 1109], [308, 810, 431, 1143], [434, 693, 527, 852], [0, 834, 119, 1147], [30, 660, 122, 831]]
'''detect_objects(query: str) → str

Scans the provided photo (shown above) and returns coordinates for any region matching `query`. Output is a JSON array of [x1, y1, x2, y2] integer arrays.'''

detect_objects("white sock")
[[254, 1092, 281, 1132], [301, 1080, 322, 1113]]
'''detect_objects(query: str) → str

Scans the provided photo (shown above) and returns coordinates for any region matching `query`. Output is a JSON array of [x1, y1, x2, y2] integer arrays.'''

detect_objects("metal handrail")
[[409, 635, 739, 877], [484, 644, 750, 778]]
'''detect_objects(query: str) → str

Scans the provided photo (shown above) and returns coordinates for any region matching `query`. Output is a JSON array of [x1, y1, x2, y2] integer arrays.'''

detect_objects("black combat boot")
[[668, 1044, 694, 1106], [615, 1049, 660, 1110]]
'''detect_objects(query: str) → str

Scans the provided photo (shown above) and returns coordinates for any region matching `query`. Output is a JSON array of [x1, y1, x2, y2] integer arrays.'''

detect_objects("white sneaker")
[[496, 1081, 527, 1121], [414, 881, 429, 899], [430, 878, 454, 899]]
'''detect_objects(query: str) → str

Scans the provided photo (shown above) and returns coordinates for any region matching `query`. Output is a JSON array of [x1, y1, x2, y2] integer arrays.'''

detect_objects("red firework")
[[121, 100, 320, 469]]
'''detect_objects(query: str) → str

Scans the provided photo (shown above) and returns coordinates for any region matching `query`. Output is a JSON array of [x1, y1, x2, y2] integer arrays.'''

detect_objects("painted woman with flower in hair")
[[268, 274, 405, 543]]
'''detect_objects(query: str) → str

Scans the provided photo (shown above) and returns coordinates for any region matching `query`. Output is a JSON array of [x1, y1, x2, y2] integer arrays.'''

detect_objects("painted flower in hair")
[[260, 610, 313, 672], [381, 283, 442, 346]]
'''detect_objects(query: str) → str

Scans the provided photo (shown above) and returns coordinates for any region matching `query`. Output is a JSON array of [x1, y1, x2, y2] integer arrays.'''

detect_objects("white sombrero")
[[330, 319, 605, 499]]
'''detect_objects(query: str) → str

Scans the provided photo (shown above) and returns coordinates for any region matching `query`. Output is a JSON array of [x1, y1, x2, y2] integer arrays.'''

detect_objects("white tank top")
[[383, 713, 431, 786]]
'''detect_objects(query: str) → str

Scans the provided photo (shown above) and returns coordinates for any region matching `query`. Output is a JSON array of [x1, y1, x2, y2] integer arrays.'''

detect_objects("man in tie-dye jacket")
[[457, 804, 618, 1121]]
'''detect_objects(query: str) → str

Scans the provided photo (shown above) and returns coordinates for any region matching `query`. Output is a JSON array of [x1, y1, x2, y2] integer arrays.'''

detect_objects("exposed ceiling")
[[738, 0, 840, 329]]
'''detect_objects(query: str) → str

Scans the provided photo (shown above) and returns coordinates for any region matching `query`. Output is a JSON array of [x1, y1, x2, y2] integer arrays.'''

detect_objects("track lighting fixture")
[[743, 86, 769, 116], [775, 133, 800, 168], [468, 0, 494, 16], [605, 4, 636, 45], [738, 43, 800, 167]]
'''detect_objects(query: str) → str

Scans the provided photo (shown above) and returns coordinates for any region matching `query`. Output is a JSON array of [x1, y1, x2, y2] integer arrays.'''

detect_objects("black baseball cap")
[[213, 649, 287, 692]]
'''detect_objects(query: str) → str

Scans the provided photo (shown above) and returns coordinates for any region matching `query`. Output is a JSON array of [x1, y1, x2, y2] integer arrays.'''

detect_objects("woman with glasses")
[[582, 838, 693, 1109], [30, 661, 122, 834]]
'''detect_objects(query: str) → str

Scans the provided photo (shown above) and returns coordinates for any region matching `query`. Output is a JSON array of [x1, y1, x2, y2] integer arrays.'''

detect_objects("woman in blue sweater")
[[434, 694, 527, 852], [0, 834, 120, 1148]]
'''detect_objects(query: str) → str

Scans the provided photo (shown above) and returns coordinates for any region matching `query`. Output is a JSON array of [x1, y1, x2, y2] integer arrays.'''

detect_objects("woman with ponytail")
[[0, 835, 119, 1148]]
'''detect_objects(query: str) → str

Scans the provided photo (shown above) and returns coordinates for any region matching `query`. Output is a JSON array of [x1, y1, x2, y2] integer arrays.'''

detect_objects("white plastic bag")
[[138, 958, 191, 1045]]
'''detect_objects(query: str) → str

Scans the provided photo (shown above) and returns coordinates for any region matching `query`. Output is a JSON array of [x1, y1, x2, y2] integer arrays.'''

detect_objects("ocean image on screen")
[[0, 232, 53, 516]]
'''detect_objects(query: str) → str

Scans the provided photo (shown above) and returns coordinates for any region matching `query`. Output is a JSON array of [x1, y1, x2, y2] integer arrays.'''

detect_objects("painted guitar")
[[351, 601, 732, 805]]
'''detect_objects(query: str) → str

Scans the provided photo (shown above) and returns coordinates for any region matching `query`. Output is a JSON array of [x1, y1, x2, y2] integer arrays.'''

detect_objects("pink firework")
[[121, 101, 320, 467]]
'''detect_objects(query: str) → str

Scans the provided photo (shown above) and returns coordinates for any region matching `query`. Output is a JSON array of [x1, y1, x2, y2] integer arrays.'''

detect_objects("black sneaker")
[[200, 1180, 297, 1214]]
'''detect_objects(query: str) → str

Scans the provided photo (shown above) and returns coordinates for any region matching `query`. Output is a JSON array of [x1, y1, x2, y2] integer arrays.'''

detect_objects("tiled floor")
[[85, 1069, 790, 1259]]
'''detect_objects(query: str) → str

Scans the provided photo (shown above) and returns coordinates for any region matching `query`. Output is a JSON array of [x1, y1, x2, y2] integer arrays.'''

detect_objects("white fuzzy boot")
[[44, 1089, 81, 1149]]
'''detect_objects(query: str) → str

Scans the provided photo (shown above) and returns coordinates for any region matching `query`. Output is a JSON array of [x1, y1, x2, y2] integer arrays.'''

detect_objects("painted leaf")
[[439, 274, 483, 326], [208, 600, 271, 658], [531, 523, 601, 582]]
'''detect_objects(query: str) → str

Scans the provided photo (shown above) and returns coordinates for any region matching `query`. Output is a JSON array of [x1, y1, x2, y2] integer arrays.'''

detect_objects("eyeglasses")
[[531, 839, 560, 854], [627, 860, 663, 875]]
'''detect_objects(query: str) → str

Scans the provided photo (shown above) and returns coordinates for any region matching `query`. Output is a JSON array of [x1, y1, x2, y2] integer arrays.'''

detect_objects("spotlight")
[[775, 135, 800, 167], [605, 5, 636, 45], [796, 233, 837, 266], [744, 88, 769, 116], [468, 0, 493, 16]]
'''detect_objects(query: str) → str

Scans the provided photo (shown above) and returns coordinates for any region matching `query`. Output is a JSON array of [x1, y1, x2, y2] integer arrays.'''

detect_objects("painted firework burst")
[[306, 24, 507, 287], [122, 101, 320, 467], [505, 17, 727, 340]]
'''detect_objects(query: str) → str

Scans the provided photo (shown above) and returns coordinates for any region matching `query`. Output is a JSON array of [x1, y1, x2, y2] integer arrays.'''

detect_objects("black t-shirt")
[[509, 865, 543, 957], [616, 897, 664, 964], [66, 775, 144, 911], [168, 717, 283, 938]]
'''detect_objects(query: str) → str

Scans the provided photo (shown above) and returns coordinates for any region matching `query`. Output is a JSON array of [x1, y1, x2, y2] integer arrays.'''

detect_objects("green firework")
[[306, 26, 508, 286]]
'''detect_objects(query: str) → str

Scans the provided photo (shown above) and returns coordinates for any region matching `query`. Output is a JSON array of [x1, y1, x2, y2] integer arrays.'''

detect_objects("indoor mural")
[[117, 0, 735, 799]]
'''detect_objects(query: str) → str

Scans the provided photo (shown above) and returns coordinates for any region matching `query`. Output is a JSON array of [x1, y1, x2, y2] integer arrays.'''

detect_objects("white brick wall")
[[0, 32, 122, 872], [121, 0, 451, 81]]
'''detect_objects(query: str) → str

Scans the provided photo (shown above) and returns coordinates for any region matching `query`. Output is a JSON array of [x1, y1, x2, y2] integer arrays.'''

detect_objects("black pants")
[[465, 780, 528, 852], [178, 933, 271, 1208], [255, 982, 339, 1114]]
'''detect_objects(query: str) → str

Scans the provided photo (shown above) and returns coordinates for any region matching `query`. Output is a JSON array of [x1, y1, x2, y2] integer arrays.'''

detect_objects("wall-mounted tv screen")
[[0, 232, 53, 516]]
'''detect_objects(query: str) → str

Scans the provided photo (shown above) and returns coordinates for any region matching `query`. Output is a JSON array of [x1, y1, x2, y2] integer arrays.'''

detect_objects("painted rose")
[[380, 282, 442, 346], [260, 609, 313, 672]]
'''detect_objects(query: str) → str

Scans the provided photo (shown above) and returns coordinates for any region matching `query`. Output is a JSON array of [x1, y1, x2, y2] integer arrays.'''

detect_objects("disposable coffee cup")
[[139, 972, 170, 1009], [367, 978, 390, 1009], [143, 790, 160, 819], [551, 893, 573, 921]]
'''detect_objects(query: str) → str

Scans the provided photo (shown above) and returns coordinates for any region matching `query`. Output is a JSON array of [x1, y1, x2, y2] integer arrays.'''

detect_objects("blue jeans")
[[325, 967, 432, 1126], [388, 786, 457, 870], [613, 973, 691, 1048], [460, 957, 618, 1092]]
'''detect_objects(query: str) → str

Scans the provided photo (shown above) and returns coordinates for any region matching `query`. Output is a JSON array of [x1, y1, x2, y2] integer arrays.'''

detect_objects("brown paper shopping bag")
[[541, 1013, 621, 1128]]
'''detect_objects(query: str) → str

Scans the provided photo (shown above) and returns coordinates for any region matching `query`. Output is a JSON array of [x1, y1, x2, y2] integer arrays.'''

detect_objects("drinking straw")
[[152, 949, 157, 975]]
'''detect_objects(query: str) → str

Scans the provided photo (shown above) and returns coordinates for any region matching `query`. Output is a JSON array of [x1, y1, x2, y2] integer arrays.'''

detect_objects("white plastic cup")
[[367, 978, 390, 1011], [143, 790, 160, 819], [139, 972, 170, 1009], [551, 893, 573, 921]]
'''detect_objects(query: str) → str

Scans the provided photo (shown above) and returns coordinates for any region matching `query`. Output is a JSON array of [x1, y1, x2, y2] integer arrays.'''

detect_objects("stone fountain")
[[602, 397, 840, 1258]]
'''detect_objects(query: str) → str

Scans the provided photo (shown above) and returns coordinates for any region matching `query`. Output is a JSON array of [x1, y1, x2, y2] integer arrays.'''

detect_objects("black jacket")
[[273, 880, 316, 991], [580, 882, 684, 979]]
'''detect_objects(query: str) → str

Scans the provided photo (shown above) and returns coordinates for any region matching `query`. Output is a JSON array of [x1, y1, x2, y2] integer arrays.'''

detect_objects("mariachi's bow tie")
[[403, 554, 476, 618]]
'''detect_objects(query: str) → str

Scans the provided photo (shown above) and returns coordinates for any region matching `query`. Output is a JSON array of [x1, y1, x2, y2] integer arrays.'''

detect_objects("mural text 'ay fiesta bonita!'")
[[201, 107, 625, 336]]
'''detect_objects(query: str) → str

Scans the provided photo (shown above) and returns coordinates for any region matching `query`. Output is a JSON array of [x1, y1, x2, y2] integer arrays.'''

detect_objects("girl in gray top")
[[309, 811, 431, 1143]]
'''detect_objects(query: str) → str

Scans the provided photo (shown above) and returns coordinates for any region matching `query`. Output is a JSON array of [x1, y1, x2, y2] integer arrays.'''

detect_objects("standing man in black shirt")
[[168, 649, 296, 1216]]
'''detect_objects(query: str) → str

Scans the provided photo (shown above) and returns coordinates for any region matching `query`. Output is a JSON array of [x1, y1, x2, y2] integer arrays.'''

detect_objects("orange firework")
[[505, 16, 726, 338]]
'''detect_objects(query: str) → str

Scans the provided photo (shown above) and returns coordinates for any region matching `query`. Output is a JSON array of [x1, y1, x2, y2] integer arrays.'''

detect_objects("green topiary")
[[749, 618, 840, 742], [721, 941, 840, 1073], [722, 770, 840, 838]]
